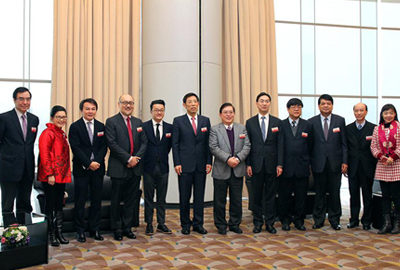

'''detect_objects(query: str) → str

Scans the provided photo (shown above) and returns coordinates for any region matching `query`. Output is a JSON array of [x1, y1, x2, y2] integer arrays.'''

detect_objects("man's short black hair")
[[219, 102, 235, 114], [183, 92, 199, 103], [352, 103, 368, 111], [150, 99, 166, 110], [79, 98, 98, 111], [286, 98, 303, 108], [13, 87, 31, 100], [256, 92, 271, 102], [318, 94, 334, 105]]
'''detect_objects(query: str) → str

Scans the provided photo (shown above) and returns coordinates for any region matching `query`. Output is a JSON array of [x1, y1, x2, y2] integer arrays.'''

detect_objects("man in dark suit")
[[0, 87, 39, 226], [246, 92, 284, 234], [105, 94, 147, 241], [209, 103, 251, 235], [309, 94, 348, 230], [346, 103, 376, 230], [278, 98, 313, 231], [69, 98, 108, 242], [172, 92, 212, 235], [142, 100, 173, 235]]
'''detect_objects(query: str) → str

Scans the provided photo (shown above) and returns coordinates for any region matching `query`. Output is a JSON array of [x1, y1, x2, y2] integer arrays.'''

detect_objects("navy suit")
[[0, 109, 39, 225], [279, 118, 313, 227], [69, 118, 107, 233], [172, 114, 212, 229], [308, 114, 348, 226], [346, 121, 376, 226], [246, 114, 284, 226], [142, 120, 172, 225]]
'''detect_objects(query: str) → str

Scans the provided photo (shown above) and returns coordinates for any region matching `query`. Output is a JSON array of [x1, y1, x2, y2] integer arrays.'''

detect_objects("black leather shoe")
[[193, 226, 208, 234], [347, 222, 359, 229], [229, 226, 243, 234], [295, 224, 306, 231], [90, 231, 104, 241], [282, 224, 290, 231], [123, 230, 136, 239], [77, 232, 86, 243], [114, 232, 123, 241], [332, 224, 341, 230], [312, 224, 323, 229], [146, 224, 154, 236], [253, 225, 262, 233], [218, 227, 227, 235], [363, 224, 371, 230], [157, 224, 172, 234], [265, 225, 277, 234], [181, 227, 190, 235]]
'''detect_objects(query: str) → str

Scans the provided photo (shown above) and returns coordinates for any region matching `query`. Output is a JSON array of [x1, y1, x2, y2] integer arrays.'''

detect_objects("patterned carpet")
[[24, 197, 400, 270]]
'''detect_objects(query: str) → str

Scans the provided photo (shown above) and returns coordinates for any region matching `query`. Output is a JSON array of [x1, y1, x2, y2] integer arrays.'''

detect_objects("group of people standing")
[[1, 87, 400, 248]]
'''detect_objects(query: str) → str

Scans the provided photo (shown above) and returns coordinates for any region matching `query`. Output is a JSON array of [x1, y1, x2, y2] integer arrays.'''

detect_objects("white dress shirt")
[[152, 119, 163, 140], [258, 113, 269, 138]]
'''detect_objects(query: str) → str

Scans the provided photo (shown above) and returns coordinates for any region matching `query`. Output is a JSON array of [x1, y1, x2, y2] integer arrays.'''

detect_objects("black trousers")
[[213, 174, 243, 229], [1, 166, 33, 215], [278, 176, 308, 226], [178, 169, 206, 229], [380, 180, 400, 215], [348, 163, 373, 225], [110, 173, 141, 233], [143, 163, 169, 225], [313, 160, 342, 226], [74, 172, 104, 233], [42, 182, 66, 213], [252, 164, 278, 226]]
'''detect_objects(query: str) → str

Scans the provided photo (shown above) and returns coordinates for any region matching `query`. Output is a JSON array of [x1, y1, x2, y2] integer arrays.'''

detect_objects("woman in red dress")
[[38, 105, 71, 246], [371, 104, 400, 234]]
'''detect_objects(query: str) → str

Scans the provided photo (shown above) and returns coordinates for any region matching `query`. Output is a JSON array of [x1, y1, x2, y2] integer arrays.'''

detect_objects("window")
[[275, 0, 400, 125], [0, 0, 53, 157]]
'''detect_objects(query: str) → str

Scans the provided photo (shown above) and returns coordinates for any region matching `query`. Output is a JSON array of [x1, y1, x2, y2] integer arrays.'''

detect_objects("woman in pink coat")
[[371, 104, 400, 234]]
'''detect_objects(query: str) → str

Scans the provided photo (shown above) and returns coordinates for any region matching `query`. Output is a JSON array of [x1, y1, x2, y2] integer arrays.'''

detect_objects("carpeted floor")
[[24, 195, 400, 270]]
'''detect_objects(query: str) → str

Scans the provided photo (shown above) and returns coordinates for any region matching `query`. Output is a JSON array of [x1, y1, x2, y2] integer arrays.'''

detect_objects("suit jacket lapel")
[[219, 123, 231, 152], [252, 115, 264, 143], [79, 118, 92, 145], [183, 115, 196, 136], [11, 110, 25, 141]]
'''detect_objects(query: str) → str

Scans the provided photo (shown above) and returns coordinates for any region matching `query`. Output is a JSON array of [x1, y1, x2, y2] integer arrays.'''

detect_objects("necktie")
[[87, 122, 93, 145], [227, 126, 234, 156], [191, 117, 197, 135], [21, 115, 27, 141], [126, 117, 134, 155], [156, 123, 161, 142], [292, 120, 297, 136], [87, 122, 94, 160], [358, 124, 362, 130], [324, 118, 329, 141], [261, 116, 266, 141]]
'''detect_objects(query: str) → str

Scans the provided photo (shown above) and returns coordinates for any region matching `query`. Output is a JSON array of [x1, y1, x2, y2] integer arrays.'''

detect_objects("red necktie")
[[191, 117, 197, 135], [126, 117, 134, 155]]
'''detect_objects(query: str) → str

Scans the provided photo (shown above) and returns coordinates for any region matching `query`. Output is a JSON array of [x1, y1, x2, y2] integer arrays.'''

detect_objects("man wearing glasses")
[[0, 87, 39, 226], [106, 94, 147, 241], [278, 98, 313, 231], [142, 100, 173, 235]]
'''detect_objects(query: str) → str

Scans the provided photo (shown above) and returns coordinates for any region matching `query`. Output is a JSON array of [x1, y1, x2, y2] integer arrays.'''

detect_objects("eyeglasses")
[[120, 101, 134, 106], [222, 111, 234, 115], [152, 109, 165, 113], [54, 116, 67, 120], [289, 105, 303, 109], [16, 97, 31, 102]]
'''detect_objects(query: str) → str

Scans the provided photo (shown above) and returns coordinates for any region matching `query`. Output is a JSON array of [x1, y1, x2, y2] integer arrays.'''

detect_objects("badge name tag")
[[333, 127, 340, 133]]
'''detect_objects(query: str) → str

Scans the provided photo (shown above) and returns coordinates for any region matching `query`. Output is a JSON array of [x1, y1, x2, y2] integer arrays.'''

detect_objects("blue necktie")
[[261, 116, 266, 141]]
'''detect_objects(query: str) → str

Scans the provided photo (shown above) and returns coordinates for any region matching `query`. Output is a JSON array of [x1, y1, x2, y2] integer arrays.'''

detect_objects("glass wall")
[[0, 0, 53, 156], [275, 0, 400, 125]]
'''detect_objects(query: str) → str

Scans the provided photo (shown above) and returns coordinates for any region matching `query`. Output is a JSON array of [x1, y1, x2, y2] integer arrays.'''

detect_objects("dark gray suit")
[[209, 122, 250, 229], [309, 114, 348, 226], [0, 109, 39, 225], [105, 113, 147, 233], [246, 114, 284, 226]]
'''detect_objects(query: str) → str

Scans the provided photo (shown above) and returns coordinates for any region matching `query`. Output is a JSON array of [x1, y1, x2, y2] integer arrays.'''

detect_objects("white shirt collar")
[[152, 119, 163, 126]]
